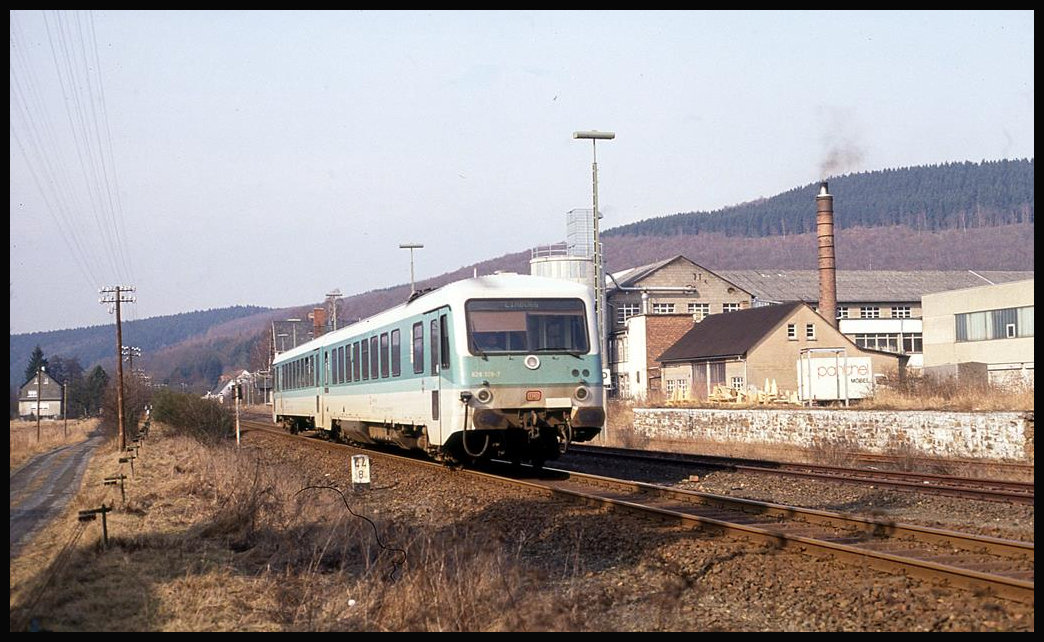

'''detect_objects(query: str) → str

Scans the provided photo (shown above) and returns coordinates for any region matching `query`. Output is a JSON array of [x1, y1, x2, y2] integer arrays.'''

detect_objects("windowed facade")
[[805, 323, 816, 340], [836, 306, 849, 319], [855, 332, 922, 354], [665, 378, 688, 397], [617, 303, 640, 324], [955, 306, 1034, 342], [688, 302, 709, 321], [787, 323, 797, 340], [723, 303, 740, 313], [860, 306, 880, 319], [652, 302, 675, 314], [891, 306, 911, 318]]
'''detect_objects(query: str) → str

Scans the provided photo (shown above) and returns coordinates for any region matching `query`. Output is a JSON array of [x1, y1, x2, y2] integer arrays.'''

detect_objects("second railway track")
[[564, 444, 1035, 504]]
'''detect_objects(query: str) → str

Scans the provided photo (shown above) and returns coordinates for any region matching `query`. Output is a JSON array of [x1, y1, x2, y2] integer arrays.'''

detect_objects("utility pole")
[[325, 289, 343, 331], [234, 381, 241, 447], [122, 346, 141, 373], [100, 286, 135, 451], [36, 366, 42, 443], [63, 381, 68, 439]]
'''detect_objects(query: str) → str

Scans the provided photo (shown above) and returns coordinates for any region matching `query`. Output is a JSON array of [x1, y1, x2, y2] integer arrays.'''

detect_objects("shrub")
[[152, 388, 234, 445]]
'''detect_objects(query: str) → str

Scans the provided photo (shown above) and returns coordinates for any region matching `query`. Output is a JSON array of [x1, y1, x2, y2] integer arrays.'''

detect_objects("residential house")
[[606, 256, 754, 396], [18, 369, 64, 419]]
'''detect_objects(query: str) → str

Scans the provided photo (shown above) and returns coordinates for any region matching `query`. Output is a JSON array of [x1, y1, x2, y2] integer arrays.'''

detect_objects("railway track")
[[565, 444, 1035, 505], [504, 463, 1035, 605], [242, 420, 1034, 605]]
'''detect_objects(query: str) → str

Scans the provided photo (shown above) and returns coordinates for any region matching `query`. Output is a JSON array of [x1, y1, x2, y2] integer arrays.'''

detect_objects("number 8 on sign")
[[351, 454, 371, 489]]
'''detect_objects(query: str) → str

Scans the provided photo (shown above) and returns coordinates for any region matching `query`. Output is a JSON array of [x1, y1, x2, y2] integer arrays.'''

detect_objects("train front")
[[453, 292, 605, 467]]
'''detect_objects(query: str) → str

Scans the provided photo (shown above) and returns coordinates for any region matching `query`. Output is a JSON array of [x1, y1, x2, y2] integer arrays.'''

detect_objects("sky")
[[9, 10, 1034, 335]]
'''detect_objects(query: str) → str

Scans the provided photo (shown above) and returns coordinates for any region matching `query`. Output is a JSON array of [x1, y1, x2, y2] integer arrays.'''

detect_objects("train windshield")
[[466, 298, 589, 355]]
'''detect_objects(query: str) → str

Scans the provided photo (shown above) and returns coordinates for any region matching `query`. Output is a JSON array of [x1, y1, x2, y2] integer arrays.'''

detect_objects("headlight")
[[574, 386, 590, 401], [475, 388, 493, 404]]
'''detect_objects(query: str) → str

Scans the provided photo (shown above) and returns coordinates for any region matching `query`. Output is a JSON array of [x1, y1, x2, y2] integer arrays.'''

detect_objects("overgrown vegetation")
[[862, 374, 1034, 412], [645, 376, 1033, 413], [150, 388, 234, 445], [9, 427, 586, 631], [9, 417, 100, 471]]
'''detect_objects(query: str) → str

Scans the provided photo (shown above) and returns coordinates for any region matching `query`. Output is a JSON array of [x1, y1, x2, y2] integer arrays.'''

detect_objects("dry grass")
[[860, 377, 1034, 412], [645, 378, 1033, 413], [9, 424, 587, 632], [9, 418, 101, 472]]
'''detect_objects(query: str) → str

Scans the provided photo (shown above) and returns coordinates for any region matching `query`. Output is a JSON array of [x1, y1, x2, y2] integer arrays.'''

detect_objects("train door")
[[422, 306, 453, 447], [421, 310, 443, 445], [319, 349, 330, 430]]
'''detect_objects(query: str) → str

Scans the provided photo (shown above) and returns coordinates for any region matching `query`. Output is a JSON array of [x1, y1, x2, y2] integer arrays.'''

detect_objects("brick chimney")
[[816, 181, 837, 328], [311, 307, 326, 337]]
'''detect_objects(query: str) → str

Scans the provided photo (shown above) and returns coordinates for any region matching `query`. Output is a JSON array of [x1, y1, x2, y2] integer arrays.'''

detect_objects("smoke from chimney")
[[816, 182, 837, 328]]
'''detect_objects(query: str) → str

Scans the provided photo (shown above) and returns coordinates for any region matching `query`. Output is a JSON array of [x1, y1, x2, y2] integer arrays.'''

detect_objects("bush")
[[152, 388, 234, 445]]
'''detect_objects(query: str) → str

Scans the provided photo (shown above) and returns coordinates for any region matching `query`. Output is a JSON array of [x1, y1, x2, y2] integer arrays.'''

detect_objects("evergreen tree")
[[84, 366, 110, 417], [63, 358, 88, 418], [23, 345, 47, 386]]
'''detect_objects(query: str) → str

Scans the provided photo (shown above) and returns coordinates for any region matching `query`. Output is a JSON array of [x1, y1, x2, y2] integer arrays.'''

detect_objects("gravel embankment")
[[247, 428, 1034, 631], [551, 450, 1035, 542]]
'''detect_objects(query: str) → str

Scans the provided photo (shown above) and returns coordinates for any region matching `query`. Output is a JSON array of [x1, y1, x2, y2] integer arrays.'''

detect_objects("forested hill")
[[9, 305, 269, 389], [604, 159, 1034, 238]]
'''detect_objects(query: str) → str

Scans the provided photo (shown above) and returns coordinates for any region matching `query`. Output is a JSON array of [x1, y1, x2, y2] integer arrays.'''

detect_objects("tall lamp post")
[[572, 130, 615, 375], [399, 243, 424, 296], [286, 318, 301, 349]]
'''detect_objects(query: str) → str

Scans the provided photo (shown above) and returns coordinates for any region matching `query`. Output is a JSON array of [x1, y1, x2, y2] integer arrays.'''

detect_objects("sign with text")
[[797, 356, 874, 401], [351, 454, 371, 490]]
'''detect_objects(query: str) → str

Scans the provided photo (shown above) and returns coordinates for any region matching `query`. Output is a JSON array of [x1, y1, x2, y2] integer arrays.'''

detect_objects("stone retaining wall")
[[632, 408, 1034, 462]]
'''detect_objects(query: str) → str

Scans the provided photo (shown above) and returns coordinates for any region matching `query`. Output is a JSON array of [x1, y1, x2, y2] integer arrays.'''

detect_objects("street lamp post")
[[286, 319, 301, 348], [399, 243, 424, 296], [572, 130, 615, 375]]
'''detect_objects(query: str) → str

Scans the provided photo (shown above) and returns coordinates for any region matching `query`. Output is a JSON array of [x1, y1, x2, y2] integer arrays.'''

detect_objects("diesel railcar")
[[271, 273, 605, 467]]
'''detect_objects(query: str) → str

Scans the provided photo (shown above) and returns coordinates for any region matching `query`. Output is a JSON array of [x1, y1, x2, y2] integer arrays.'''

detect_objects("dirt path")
[[9, 430, 107, 559]]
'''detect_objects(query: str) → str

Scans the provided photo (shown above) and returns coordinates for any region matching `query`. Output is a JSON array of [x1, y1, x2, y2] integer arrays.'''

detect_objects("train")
[[271, 272, 606, 467]]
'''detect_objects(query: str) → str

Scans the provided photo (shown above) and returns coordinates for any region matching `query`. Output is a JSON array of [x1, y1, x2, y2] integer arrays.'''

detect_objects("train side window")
[[413, 322, 424, 374], [324, 351, 330, 387], [440, 313, 450, 370], [430, 319, 439, 375], [353, 341, 361, 381], [370, 336, 379, 380], [391, 329, 401, 377], [380, 332, 390, 378], [360, 339, 370, 380]]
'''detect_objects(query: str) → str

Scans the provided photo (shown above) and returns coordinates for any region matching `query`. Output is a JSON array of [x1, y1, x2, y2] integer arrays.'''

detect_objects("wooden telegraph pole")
[[100, 286, 135, 451], [36, 366, 42, 442]]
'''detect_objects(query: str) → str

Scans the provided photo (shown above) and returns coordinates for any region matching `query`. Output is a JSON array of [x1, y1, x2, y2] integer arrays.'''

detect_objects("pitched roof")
[[608, 255, 751, 295], [712, 270, 1034, 304], [657, 301, 805, 362]]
